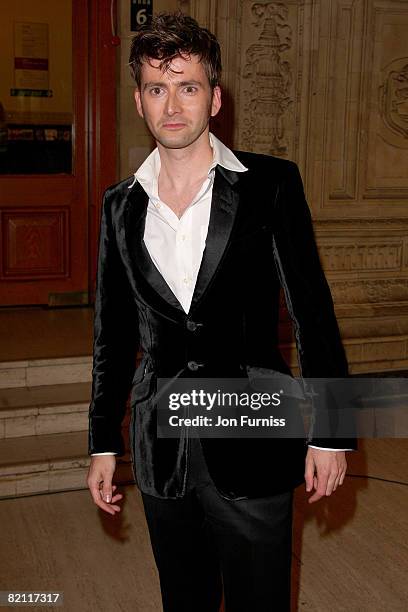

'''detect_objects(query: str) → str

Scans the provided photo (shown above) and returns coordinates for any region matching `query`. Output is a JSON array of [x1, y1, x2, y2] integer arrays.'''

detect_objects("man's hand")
[[305, 447, 347, 504], [87, 455, 123, 515]]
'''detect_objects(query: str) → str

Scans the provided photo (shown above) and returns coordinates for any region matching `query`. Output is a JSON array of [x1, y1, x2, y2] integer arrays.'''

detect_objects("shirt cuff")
[[91, 452, 117, 456], [308, 445, 354, 451]]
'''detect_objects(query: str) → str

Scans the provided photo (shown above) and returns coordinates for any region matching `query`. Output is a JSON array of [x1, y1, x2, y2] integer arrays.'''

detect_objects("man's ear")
[[134, 89, 144, 118], [210, 86, 222, 118]]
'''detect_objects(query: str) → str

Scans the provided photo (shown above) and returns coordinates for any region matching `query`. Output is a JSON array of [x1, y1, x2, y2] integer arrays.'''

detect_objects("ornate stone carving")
[[363, 4, 408, 197], [321, 243, 403, 272], [316, 218, 408, 228], [332, 279, 408, 304], [173, 0, 408, 371], [379, 58, 408, 144], [241, 2, 293, 155]]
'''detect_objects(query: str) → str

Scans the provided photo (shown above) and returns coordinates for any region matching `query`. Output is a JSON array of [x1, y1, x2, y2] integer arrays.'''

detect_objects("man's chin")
[[155, 129, 210, 151], [156, 133, 194, 149]]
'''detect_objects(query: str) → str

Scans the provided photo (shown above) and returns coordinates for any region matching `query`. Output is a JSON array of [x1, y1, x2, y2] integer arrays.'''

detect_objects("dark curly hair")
[[129, 12, 222, 90]]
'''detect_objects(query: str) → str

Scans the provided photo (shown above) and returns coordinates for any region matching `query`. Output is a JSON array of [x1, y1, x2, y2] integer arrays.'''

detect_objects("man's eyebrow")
[[143, 79, 203, 90], [143, 81, 166, 90], [177, 80, 203, 87]]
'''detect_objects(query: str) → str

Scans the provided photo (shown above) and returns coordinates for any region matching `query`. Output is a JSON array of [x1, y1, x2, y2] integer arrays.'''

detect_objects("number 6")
[[137, 9, 147, 25]]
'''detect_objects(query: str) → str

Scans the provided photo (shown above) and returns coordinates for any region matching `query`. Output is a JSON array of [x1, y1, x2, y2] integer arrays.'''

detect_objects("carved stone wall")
[[183, 0, 408, 373]]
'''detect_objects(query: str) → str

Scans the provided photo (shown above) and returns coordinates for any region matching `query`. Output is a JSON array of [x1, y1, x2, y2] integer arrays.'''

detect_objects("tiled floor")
[[0, 306, 93, 362]]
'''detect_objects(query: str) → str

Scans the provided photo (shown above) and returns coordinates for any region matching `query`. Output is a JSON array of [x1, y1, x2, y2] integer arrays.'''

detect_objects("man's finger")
[[101, 491, 123, 504], [308, 470, 329, 503], [88, 481, 119, 515], [334, 458, 347, 489], [332, 472, 341, 491], [111, 493, 124, 503], [333, 463, 346, 490], [325, 469, 339, 496], [94, 494, 121, 515], [304, 457, 315, 492], [106, 484, 123, 503], [308, 476, 320, 503], [101, 477, 113, 503], [308, 490, 325, 503]]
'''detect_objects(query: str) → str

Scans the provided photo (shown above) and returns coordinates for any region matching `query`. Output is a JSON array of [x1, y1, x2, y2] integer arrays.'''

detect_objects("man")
[[87, 12, 356, 612]]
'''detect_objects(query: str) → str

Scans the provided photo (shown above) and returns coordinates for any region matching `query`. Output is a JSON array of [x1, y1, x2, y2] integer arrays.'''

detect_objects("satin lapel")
[[124, 181, 186, 323], [123, 166, 242, 319], [189, 166, 241, 313]]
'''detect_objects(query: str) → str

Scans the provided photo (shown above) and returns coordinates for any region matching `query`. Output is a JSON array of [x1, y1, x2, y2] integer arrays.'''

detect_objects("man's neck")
[[157, 130, 213, 194]]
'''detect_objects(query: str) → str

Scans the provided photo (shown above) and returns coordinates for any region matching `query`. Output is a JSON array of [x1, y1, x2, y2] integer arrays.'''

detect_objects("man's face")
[[134, 54, 221, 150]]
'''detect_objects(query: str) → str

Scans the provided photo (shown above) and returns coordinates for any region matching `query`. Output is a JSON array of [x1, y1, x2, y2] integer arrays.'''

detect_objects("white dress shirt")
[[136, 132, 247, 313], [92, 133, 352, 454]]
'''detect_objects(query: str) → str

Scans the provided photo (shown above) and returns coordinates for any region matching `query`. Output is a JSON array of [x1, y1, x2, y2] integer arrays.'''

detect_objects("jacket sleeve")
[[271, 161, 357, 450], [88, 188, 140, 456]]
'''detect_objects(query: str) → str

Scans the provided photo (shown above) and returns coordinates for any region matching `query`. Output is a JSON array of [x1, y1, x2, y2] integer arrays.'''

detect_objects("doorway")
[[0, 0, 117, 306]]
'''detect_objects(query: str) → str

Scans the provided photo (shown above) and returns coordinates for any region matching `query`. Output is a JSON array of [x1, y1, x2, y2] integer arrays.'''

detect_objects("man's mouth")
[[162, 122, 186, 129]]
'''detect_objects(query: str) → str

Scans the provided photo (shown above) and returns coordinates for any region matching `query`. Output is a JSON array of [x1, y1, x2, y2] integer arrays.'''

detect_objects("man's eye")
[[184, 86, 197, 94], [150, 87, 163, 96]]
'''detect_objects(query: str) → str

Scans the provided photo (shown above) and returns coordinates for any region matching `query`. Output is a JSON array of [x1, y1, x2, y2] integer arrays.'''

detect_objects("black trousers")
[[141, 438, 294, 612]]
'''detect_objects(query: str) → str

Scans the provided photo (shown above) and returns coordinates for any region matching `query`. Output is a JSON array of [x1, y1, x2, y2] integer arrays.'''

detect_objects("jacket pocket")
[[244, 365, 305, 399]]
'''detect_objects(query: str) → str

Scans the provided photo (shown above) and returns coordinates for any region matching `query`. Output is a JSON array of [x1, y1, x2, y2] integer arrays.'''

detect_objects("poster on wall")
[[131, 0, 153, 31], [11, 22, 52, 97]]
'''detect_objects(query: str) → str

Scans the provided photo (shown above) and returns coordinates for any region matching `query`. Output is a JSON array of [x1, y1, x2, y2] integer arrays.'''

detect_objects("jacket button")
[[187, 360, 201, 371], [186, 320, 198, 332]]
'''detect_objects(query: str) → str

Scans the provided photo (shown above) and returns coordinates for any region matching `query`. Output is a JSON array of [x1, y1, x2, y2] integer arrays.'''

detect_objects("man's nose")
[[165, 90, 181, 115]]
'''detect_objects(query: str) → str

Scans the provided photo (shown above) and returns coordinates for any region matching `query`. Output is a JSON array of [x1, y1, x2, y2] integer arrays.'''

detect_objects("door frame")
[[88, 0, 118, 302]]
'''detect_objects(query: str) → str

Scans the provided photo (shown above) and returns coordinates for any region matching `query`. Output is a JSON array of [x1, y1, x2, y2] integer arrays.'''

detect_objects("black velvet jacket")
[[88, 151, 356, 500]]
